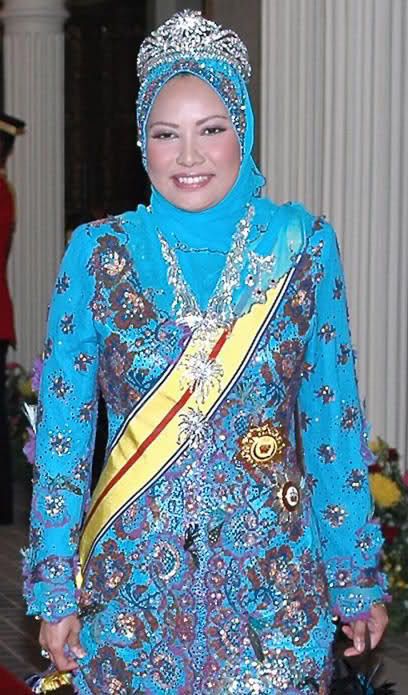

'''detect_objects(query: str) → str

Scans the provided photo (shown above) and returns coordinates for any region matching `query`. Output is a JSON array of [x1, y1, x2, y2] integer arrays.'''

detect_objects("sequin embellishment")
[[137, 10, 251, 85], [158, 204, 254, 335], [180, 349, 224, 403]]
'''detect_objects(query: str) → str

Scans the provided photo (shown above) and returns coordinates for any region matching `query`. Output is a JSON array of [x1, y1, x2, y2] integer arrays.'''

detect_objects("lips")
[[172, 174, 213, 190]]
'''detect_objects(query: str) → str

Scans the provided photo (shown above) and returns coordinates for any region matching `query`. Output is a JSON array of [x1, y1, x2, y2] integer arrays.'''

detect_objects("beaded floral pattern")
[[23, 206, 387, 693], [136, 57, 248, 163]]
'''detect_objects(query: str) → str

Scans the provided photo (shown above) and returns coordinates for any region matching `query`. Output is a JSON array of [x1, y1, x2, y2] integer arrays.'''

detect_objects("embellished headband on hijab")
[[134, 10, 306, 325], [134, 9, 271, 312], [136, 10, 253, 164]]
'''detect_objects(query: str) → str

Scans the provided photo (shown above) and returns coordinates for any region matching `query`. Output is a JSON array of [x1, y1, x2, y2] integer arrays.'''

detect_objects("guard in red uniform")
[[0, 113, 25, 524]]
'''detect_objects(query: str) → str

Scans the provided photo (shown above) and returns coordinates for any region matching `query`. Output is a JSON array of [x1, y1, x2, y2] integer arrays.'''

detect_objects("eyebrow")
[[196, 114, 229, 125], [149, 114, 229, 129], [149, 120, 179, 130]]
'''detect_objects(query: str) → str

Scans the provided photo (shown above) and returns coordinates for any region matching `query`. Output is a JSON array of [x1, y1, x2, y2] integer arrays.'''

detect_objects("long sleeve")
[[298, 222, 389, 622], [23, 225, 99, 622]]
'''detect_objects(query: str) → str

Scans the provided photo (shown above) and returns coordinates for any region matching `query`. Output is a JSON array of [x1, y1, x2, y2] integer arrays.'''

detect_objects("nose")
[[176, 136, 205, 167]]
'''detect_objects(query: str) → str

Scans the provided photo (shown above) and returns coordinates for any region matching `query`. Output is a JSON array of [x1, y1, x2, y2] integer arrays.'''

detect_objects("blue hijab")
[[136, 58, 305, 310]]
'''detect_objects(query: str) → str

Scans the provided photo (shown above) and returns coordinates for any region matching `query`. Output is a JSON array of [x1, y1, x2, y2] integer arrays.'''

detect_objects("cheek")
[[212, 134, 241, 178], [146, 141, 171, 181]]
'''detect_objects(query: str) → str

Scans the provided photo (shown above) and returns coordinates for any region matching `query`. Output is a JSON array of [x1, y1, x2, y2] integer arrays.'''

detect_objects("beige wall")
[[261, 0, 408, 463]]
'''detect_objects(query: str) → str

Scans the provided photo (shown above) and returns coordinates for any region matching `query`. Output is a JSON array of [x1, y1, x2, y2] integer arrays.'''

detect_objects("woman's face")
[[146, 75, 241, 212]]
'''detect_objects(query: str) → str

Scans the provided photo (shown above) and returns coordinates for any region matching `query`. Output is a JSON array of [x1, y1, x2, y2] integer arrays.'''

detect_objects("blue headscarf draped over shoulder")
[[135, 12, 308, 310]]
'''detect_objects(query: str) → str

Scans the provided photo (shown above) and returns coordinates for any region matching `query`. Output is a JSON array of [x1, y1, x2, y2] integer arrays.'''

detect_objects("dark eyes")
[[150, 126, 227, 140], [202, 126, 226, 135], [151, 131, 175, 140]]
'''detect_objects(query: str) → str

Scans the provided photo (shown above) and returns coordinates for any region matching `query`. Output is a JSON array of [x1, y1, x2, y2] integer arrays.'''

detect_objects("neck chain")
[[163, 234, 228, 257], [158, 204, 255, 334]]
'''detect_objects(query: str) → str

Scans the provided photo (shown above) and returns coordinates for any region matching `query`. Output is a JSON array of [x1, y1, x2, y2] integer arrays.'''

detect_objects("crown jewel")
[[137, 10, 251, 84]]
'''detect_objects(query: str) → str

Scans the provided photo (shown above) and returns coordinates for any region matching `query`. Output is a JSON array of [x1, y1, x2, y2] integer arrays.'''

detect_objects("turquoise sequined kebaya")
[[24, 11, 388, 695]]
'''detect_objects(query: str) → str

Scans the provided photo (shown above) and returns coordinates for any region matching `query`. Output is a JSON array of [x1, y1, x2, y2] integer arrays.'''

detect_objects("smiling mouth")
[[172, 174, 213, 189]]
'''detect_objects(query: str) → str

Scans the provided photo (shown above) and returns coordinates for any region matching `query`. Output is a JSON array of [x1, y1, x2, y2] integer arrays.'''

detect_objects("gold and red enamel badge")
[[237, 421, 289, 467]]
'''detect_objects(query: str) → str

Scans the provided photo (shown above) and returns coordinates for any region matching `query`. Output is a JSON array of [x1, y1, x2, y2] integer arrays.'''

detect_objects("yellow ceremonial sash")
[[78, 267, 295, 578]]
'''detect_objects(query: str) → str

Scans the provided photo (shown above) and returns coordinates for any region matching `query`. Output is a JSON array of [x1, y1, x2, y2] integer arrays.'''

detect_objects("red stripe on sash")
[[82, 327, 229, 533]]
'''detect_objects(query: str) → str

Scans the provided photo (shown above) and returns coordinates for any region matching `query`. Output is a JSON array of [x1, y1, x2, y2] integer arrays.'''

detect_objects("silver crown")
[[137, 10, 251, 84]]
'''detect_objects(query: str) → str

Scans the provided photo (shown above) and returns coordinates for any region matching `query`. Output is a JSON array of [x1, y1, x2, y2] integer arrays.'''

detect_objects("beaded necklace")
[[158, 204, 254, 336]]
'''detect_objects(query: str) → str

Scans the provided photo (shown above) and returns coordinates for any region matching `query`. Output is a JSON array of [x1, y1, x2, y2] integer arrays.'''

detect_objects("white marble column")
[[1, 0, 68, 369], [261, 0, 408, 464]]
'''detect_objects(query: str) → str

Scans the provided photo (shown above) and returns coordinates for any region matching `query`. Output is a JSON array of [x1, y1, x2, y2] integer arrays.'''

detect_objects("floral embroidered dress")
[[24, 204, 387, 695], [23, 11, 387, 695]]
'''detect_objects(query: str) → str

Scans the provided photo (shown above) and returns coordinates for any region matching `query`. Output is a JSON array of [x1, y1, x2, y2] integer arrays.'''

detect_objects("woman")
[[24, 11, 388, 694]]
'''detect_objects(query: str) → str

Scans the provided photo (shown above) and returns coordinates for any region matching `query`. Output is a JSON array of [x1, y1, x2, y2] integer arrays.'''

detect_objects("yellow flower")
[[19, 377, 34, 399], [370, 437, 382, 454], [369, 472, 402, 508]]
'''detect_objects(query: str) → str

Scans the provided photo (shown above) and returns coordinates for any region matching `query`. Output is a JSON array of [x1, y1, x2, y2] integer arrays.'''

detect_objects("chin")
[[171, 194, 220, 212], [179, 202, 213, 212]]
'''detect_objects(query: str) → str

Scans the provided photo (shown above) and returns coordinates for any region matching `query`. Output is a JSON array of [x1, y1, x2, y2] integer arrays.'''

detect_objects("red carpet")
[[0, 664, 32, 693]]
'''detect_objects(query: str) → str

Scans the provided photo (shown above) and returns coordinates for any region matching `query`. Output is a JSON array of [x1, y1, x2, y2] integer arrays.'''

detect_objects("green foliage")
[[5, 362, 35, 481], [369, 438, 408, 633]]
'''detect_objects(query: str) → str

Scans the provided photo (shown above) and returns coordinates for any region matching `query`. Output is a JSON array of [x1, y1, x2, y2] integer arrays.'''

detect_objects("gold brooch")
[[238, 421, 288, 467]]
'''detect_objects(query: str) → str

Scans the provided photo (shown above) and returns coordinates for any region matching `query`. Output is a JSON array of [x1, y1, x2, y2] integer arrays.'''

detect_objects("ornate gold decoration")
[[36, 671, 72, 692], [238, 421, 288, 467]]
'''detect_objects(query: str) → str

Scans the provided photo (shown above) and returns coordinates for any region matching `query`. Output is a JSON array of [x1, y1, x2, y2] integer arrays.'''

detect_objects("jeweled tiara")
[[137, 10, 251, 85]]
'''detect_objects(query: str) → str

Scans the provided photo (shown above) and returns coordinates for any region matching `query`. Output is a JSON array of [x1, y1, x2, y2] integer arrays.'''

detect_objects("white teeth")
[[177, 175, 209, 184]]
